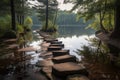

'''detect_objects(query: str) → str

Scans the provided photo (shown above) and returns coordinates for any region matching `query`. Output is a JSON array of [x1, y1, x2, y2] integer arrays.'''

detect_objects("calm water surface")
[[58, 35, 95, 60], [30, 26, 95, 62]]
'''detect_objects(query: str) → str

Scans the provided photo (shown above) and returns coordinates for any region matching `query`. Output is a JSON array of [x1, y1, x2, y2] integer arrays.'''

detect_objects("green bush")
[[76, 37, 111, 64], [24, 16, 33, 30], [41, 20, 58, 32], [17, 16, 33, 43], [76, 45, 111, 64], [16, 24, 24, 33]]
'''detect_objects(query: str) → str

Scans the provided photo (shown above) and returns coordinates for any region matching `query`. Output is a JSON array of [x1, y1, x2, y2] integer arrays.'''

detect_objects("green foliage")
[[0, 15, 11, 37], [16, 24, 24, 34], [17, 36, 24, 45], [64, 0, 115, 31], [34, 0, 58, 22], [76, 37, 110, 64], [86, 13, 114, 31], [0, 0, 32, 38], [86, 37, 110, 53], [76, 45, 110, 64], [23, 16, 33, 42], [24, 16, 33, 29], [16, 16, 33, 43], [41, 20, 58, 32], [76, 46, 94, 60], [85, 15, 100, 30]]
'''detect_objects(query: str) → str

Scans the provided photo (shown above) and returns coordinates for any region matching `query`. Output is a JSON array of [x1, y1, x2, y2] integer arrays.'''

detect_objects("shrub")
[[41, 20, 58, 32]]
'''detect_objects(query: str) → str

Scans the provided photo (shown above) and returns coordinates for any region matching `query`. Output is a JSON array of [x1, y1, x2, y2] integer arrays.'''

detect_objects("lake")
[[30, 25, 95, 63]]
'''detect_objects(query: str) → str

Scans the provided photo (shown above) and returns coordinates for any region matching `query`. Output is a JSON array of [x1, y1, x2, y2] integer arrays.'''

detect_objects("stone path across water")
[[37, 31, 89, 80], [1, 31, 89, 80]]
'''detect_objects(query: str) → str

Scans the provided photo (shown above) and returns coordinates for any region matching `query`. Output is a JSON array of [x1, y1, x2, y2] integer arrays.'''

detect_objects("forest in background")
[[31, 11, 91, 30]]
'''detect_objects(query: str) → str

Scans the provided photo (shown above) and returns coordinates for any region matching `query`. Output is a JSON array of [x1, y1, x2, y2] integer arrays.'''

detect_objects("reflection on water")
[[26, 51, 43, 64], [58, 26, 94, 37], [58, 35, 95, 60], [26, 40, 43, 64], [30, 26, 95, 61]]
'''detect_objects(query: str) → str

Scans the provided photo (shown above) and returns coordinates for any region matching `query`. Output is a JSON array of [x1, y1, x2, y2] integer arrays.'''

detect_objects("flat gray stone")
[[52, 62, 88, 77], [48, 46, 62, 51], [52, 55, 76, 63], [52, 50, 69, 57], [50, 44, 64, 48]]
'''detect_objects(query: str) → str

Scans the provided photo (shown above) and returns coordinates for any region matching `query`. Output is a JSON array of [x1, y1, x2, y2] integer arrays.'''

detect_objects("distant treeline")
[[56, 11, 85, 25], [31, 11, 91, 30]]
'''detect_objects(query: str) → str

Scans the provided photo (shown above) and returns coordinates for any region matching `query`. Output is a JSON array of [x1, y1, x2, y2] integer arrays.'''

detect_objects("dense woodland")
[[31, 11, 90, 28]]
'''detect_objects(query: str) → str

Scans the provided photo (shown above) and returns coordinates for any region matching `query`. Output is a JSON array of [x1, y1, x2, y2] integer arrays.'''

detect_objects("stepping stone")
[[52, 55, 76, 63], [40, 52, 52, 57], [43, 35, 51, 38], [44, 38, 58, 43], [52, 62, 88, 77], [41, 47, 48, 51], [37, 36, 44, 39], [52, 50, 69, 57], [41, 42, 50, 47], [50, 44, 64, 48], [39, 31, 51, 38], [51, 41, 62, 44], [7, 44, 19, 50], [48, 46, 62, 51], [4, 38, 17, 44], [18, 47, 37, 52], [40, 50, 69, 58]]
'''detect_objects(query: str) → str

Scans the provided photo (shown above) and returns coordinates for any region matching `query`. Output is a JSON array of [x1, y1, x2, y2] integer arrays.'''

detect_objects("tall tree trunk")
[[21, 0, 24, 25], [53, 7, 58, 31], [22, 15, 24, 25], [111, 0, 120, 38], [108, 0, 120, 63], [45, 0, 48, 31], [10, 0, 16, 31], [20, 15, 22, 25], [17, 14, 20, 24]]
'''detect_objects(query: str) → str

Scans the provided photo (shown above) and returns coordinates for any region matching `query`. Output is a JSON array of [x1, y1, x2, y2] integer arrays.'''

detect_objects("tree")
[[45, 0, 48, 30], [64, 0, 115, 32], [15, 0, 32, 25], [64, 0, 120, 60], [10, 0, 16, 31], [34, 0, 58, 31], [0, 0, 32, 38], [110, 0, 120, 38], [0, 0, 10, 16]]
